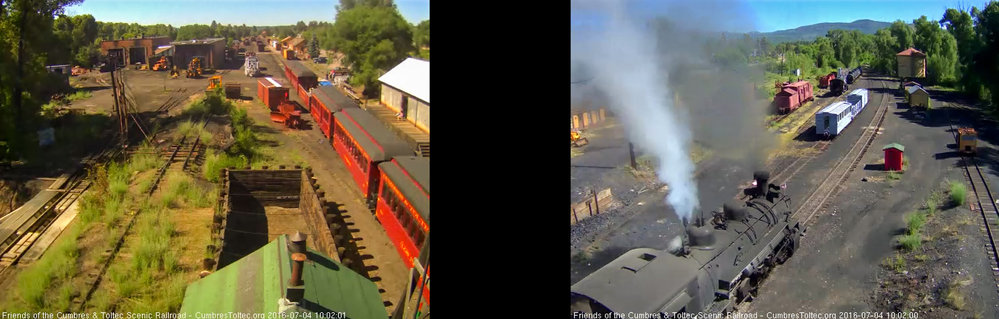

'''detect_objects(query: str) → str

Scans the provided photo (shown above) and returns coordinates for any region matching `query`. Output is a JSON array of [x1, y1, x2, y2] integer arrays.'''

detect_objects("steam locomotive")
[[570, 171, 803, 315]]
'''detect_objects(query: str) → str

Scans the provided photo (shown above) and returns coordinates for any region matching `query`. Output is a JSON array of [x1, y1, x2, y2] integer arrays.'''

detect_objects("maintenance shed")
[[100, 36, 172, 65], [180, 234, 387, 318], [172, 38, 227, 70], [907, 86, 930, 109], [379, 58, 430, 133]]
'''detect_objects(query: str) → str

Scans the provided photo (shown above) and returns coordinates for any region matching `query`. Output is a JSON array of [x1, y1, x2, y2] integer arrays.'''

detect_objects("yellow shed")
[[896, 48, 926, 78], [907, 86, 930, 109]]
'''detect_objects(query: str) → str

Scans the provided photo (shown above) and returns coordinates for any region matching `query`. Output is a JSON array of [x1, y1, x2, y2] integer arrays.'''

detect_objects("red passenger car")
[[376, 156, 430, 312], [375, 156, 428, 268], [309, 86, 358, 139], [256, 77, 289, 110], [819, 72, 836, 88], [332, 108, 413, 203], [773, 80, 813, 114], [282, 60, 318, 101]]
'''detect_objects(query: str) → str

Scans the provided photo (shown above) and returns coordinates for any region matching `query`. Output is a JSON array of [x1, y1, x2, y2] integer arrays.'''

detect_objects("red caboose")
[[819, 72, 836, 88], [774, 80, 813, 114], [256, 77, 289, 110], [332, 108, 413, 204], [282, 60, 318, 101], [309, 86, 359, 139]]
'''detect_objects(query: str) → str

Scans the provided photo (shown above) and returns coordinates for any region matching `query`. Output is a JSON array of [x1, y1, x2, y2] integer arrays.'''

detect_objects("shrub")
[[906, 212, 926, 234], [129, 143, 163, 173], [203, 150, 247, 183], [899, 234, 922, 250], [950, 181, 967, 206]]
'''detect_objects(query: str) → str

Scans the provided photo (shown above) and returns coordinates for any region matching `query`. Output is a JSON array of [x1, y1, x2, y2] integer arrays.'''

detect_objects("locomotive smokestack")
[[754, 171, 770, 198], [686, 224, 716, 249]]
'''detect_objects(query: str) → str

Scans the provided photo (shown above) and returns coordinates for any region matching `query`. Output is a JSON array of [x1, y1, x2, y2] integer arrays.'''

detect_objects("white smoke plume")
[[571, 1, 699, 222]]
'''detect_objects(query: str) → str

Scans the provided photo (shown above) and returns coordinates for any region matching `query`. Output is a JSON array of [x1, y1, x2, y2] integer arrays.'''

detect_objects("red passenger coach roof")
[[313, 86, 359, 112], [284, 60, 317, 78], [334, 109, 412, 161], [379, 156, 429, 223]]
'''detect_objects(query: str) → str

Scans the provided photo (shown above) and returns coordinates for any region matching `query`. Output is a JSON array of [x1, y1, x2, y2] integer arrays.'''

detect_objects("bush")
[[906, 212, 927, 235], [203, 150, 247, 183], [129, 143, 163, 173], [899, 234, 922, 250], [950, 181, 967, 206]]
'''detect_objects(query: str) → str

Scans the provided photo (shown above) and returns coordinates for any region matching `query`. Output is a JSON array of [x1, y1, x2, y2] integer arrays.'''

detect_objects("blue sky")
[[63, 0, 430, 26], [571, 0, 983, 33]]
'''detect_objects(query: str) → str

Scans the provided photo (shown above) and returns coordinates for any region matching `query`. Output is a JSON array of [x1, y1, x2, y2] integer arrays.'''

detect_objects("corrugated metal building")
[[171, 38, 227, 69], [180, 235, 387, 317], [379, 58, 430, 133], [100, 36, 172, 65]]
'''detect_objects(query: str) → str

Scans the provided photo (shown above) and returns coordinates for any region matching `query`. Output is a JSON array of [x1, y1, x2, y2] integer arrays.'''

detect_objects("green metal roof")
[[883, 143, 905, 152], [180, 235, 387, 317]]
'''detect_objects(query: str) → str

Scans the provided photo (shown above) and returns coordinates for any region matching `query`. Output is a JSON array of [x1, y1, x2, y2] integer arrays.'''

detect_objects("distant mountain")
[[748, 19, 892, 43]]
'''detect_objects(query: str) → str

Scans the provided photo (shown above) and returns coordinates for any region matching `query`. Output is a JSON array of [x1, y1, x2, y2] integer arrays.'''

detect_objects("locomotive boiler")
[[570, 171, 803, 315]]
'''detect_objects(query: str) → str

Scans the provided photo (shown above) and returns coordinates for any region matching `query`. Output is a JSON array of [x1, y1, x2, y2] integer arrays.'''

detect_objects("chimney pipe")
[[753, 171, 770, 198], [286, 252, 307, 303], [290, 231, 307, 254]]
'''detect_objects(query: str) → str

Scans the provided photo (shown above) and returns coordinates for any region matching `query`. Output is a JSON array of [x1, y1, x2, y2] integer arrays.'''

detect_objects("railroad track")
[[793, 77, 892, 224], [0, 145, 123, 277], [78, 123, 207, 311]]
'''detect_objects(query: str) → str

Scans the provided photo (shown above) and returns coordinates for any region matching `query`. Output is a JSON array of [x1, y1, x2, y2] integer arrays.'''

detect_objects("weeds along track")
[[0, 146, 123, 277], [794, 77, 892, 224], [946, 113, 999, 292], [78, 121, 208, 311]]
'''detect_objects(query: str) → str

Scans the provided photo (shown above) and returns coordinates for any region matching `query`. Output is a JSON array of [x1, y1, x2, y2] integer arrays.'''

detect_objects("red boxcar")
[[257, 77, 289, 110], [819, 72, 836, 88], [774, 80, 813, 114], [282, 60, 318, 101], [309, 86, 359, 139], [331, 108, 413, 203]]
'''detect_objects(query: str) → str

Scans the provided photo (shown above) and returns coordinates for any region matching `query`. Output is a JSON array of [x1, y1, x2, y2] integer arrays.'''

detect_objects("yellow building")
[[896, 48, 926, 78]]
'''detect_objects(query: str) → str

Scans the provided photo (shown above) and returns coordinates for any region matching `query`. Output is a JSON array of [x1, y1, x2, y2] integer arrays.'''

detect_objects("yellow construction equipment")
[[151, 56, 170, 71], [206, 75, 222, 94], [571, 129, 589, 147], [186, 57, 203, 78], [169, 66, 180, 78]]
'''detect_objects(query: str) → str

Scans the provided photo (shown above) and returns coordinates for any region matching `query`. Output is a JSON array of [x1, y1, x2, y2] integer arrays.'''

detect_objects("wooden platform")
[[363, 102, 430, 157]]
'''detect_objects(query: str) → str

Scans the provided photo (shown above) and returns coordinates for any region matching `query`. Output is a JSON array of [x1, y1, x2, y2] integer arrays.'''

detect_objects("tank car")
[[570, 171, 803, 315], [846, 66, 862, 84]]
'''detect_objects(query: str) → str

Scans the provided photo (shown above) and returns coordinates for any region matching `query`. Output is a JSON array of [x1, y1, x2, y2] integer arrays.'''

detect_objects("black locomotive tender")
[[570, 171, 804, 315], [846, 66, 863, 84]]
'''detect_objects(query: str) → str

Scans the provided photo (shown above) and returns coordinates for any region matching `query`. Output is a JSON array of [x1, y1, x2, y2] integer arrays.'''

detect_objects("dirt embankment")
[[871, 185, 993, 318]]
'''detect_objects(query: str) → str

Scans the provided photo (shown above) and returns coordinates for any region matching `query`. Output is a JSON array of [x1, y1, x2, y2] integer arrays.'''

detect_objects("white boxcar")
[[846, 88, 868, 116], [815, 101, 854, 138]]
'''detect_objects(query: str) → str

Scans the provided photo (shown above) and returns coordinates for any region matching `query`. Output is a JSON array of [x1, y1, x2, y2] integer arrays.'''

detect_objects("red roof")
[[776, 88, 797, 96], [783, 80, 810, 89], [896, 48, 926, 57]]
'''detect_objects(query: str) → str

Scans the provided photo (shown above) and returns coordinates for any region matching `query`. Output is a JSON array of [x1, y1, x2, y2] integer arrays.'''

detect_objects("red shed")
[[256, 77, 289, 110], [883, 143, 905, 171]]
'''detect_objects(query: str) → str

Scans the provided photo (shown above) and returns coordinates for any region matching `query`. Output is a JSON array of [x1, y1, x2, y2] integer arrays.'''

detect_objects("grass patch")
[[950, 181, 967, 206], [887, 253, 906, 274], [944, 278, 971, 310], [129, 143, 163, 173], [906, 212, 927, 235], [899, 233, 922, 251], [203, 149, 247, 182], [887, 171, 902, 180], [66, 90, 93, 102], [12, 224, 80, 310]]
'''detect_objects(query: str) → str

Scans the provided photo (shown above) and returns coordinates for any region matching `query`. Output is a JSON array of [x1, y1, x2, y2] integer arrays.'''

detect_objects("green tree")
[[176, 24, 213, 40], [330, 4, 414, 97], [309, 33, 320, 58], [413, 19, 429, 48]]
